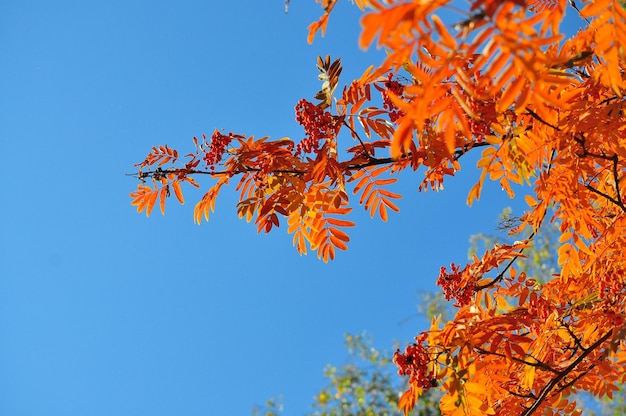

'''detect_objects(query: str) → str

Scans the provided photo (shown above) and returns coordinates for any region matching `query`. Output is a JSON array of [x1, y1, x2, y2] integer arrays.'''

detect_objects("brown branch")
[[525, 108, 561, 131], [130, 141, 495, 181], [568, 0, 591, 24], [129, 139, 495, 203], [342, 119, 374, 160], [521, 329, 613, 416], [128, 154, 409, 180], [599, 96, 620, 106], [473, 346, 559, 374], [574, 136, 626, 212], [585, 183, 624, 211], [610, 154, 625, 211], [506, 388, 536, 399], [558, 319, 586, 351], [575, 139, 614, 160], [475, 232, 538, 291], [556, 363, 594, 394], [453, 141, 491, 161]]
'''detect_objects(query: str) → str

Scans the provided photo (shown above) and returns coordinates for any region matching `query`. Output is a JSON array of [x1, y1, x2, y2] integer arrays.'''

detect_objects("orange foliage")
[[131, 0, 626, 414]]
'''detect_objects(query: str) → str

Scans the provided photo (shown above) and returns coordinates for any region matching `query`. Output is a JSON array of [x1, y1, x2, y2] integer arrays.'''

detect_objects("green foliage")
[[308, 333, 443, 416], [602, 384, 626, 415], [252, 395, 283, 416], [253, 333, 441, 416], [309, 333, 399, 416]]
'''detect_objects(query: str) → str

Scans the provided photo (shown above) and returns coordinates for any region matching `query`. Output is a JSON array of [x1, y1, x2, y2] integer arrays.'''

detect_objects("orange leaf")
[[391, 117, 414, 159], [525, 194, 538, 207], [329, 227, 350, 242], [374, 178, 397, 186], [145, 190, 158, 217], [378, 188, 401, 199], [326, 217, 355, 227], [307, 14, 329, 44], [398, 386, 418, 415], [382, 197, 400, 212], [159, 185, 168, 215], [330, 234, 348, 251], [379, 203, 388, 221], [173, 181, 184, 204], [499, 75, 525, 112], [431, 15, 457, 50]]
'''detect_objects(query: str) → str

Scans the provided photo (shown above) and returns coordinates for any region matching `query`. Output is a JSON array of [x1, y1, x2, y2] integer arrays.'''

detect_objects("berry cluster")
[[526, 289, 553, 324], [393, 333, 437, 389], [376, 73, 405, 123], [202, 131, 235, 170], [599, 273, 625, 301], [437, 263, 475, 306], [453, 67, 498, 142], [606, 311, 624, 327], [294, 99, 342, 157], [467, 96, 497, 142]]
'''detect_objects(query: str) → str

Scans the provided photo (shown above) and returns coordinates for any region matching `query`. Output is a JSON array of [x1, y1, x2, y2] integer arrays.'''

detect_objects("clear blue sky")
[[1, 1, 533, 415]]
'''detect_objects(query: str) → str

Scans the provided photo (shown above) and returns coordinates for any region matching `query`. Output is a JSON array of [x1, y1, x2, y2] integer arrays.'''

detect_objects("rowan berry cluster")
[[437, 263, 475, 306], [527, 290, 553, 323], [294, 99, 341, 157], [606, 312, 624, 327], [202, 131, 235, 170], [468, 97, 497, 142], [452, 67, 497, 142], [596, 274, 626, 326], [599, 273, 625, 301], [393, 333, 437, 390], [376, 73, 405, 123]]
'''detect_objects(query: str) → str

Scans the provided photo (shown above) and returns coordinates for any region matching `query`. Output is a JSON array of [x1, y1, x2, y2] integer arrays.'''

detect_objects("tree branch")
[[574, 135, 626, 212], [342, 119, 374, 160], [128, 154, 410, 181], [130, 141, 493, 181], [473, 346, 559, 374], [521, 329, 613, 416], [525, 108, 561, 131]]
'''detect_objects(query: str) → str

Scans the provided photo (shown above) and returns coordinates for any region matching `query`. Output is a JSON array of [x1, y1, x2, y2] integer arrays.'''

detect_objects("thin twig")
[[568, 0, 591, 24], [526, 108, 561, 131], [342, 119, 374, 160], [474, 346, 560, 374], [610, 154, 624, 210]]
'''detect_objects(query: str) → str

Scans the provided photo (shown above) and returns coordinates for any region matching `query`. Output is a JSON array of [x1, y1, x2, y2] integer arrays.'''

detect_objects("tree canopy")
[[131, 0, 626, 414]]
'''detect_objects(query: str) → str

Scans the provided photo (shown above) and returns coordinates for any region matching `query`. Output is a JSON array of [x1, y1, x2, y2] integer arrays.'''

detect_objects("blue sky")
[[1, 1, 534, 415]]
